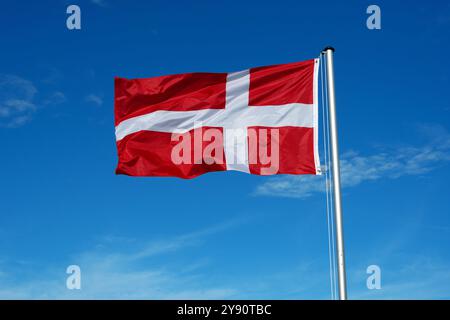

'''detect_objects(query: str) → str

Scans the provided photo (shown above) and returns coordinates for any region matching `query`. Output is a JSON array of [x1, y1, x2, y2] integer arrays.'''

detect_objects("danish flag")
[[115, 58, 321, 178]]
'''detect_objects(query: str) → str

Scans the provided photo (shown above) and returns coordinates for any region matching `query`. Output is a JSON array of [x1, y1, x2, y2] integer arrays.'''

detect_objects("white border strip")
[[313, 58, 322, 175]]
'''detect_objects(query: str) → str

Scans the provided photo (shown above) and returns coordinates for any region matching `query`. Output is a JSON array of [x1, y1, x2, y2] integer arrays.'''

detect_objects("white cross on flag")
[[115, 58, 321, 178]]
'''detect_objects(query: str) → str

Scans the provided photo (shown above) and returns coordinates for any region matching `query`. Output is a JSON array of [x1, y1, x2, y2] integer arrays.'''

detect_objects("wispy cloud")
[[1, 218, 447, 299], [0, 220, 244, 299], [0, 75, 37, 128], [85, 94, 103, 106], [44, 91, 66, 106], [349, 254, 450, 300], [91, 0, 108, 7], [255, 124, 450, 198], [41, 67, 62, 85], [0, 75, 69, 128]]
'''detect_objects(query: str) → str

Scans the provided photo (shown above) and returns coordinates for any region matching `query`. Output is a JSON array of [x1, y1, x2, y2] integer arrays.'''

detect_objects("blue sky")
[[0, 0, 449, 299]]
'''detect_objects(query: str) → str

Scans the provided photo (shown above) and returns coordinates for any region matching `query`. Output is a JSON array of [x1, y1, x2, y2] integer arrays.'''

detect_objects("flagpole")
[[322, 46, 348, 300]]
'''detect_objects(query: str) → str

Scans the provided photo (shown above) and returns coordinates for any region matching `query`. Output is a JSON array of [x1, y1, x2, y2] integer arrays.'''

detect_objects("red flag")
[[115, 58, 321, 178]]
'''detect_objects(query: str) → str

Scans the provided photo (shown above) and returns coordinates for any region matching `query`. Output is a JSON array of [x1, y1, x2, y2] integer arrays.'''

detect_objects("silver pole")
[[323, 46, 348, 300]]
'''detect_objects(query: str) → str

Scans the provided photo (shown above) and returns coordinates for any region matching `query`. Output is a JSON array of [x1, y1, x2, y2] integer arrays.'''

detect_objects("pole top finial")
[[322, 46, 335, 53]]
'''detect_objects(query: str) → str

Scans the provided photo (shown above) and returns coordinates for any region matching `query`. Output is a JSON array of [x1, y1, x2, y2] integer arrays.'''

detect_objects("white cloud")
[[0, 75, 68, 127], [0, 220, 243, 299], [85, 94, 103, 106], [255, 125, 450, 198], [91, 0, 107, 7], [0, 75, 37, 128], [44, 91, 66, 105], [4, 115, 33, 128], [42, 68, 62, 85], [349, 255, 450, 300]]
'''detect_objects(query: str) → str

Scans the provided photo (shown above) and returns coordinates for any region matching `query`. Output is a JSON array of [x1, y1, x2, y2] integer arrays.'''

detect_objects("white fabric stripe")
[[313, 58, 322, 175], [224, 70, 250, 173], [115, 103, 314, 141]]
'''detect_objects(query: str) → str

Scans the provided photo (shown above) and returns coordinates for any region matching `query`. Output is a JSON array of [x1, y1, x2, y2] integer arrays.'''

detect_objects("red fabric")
[[115, 73, 227, 126], [247, 126, 315, 175], [115, 60, 318, 178], [116, 127, 226, 178], [249, 59, 315, 106]]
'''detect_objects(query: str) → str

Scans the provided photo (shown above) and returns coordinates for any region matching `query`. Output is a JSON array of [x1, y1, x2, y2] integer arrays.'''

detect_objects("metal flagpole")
[[322, 46, 348, 300]]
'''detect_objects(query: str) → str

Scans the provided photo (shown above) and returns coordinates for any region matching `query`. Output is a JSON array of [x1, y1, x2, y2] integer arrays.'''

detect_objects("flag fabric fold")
[[115, 58, 321, 178]]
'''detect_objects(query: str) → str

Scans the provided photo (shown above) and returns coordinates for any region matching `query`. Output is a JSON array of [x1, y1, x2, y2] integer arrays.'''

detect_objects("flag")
[[115, 58, 321, 178]]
